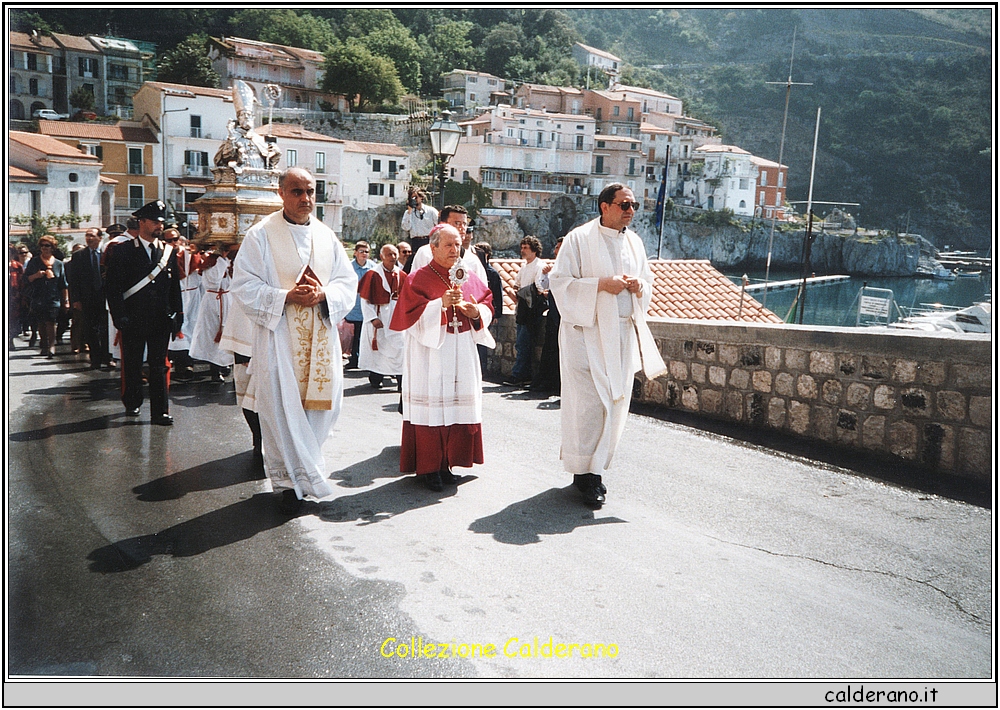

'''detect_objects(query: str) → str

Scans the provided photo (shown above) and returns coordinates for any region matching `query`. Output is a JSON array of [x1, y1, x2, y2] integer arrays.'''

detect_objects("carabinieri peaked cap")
[[132, 200, 167, 223]]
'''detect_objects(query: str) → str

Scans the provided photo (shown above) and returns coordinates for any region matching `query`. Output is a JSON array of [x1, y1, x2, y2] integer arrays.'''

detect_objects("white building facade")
[[8, 131, 112, 238], [692, 144, 758, 216], [259, 123, 345, 234], [339, 141, 409, 211], [441, 70, 506, 113], [450, 105, 597, 209]]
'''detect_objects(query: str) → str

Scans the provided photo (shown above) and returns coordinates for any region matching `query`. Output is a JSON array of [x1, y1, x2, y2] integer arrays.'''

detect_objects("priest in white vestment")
[[358, 243, 407, 389], [230, 167, 357, 514], [389, 224, 495, 492], [549, 183, 667, 507], [168, 237, 202, 377], [189, 245, 236, 381], [219, 269, 261, 462]]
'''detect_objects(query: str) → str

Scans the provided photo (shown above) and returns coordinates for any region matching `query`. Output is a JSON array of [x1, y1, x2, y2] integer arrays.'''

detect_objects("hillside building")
[[8, 30, 146, 119], [441, 70, 506, 114], [36, 119, 159, 226], [571, 42, 621, 89], [8, 131, 113, 235], [340, 141, 409, 212], [258, 123, 345, 233], [690, 144, 758, 216], [451, 104, 597, 210], [512, 83, 584, 116], [207, 36, 347, 113], [9, 31, 60, 119], [748, 155, 789, 221], [132, 81, 234, 221]]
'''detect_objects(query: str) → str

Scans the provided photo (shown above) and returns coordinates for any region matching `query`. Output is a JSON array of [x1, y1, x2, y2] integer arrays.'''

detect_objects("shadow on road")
[[317, 475, 472, 525], [329, 445, 406, 489], [87, 492, 289, 573], [133, 451, 266, 501], [8, 413, 142, 441], [468, 487, 627, 545]]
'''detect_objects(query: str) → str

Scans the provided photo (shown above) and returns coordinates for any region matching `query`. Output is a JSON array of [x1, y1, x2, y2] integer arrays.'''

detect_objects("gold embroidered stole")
[[262, 211, 336, 410]]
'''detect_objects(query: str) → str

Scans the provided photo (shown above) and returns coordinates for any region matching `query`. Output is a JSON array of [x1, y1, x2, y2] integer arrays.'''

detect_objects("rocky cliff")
[[630, 213, 924, 276]]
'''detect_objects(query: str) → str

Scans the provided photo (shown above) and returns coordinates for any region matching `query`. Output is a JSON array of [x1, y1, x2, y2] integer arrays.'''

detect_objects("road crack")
[[705, 534, 987, 626]]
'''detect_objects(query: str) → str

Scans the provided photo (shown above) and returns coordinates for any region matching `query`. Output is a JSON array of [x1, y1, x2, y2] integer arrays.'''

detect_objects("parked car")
[[71, 110, 98, 121], [32, 108, 65, 121]]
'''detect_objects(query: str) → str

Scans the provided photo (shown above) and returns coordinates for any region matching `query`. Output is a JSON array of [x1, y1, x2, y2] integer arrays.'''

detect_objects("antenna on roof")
[[760, 27, 812, 309]]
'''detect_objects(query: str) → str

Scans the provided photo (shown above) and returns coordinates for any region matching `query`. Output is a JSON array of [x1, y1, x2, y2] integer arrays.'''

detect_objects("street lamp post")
[[161, 101, 189, 206], [428, 110, 462, 210]]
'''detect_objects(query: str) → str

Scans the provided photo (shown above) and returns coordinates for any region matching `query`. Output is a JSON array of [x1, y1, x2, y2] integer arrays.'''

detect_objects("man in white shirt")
[[408, 205, 487, 285], [400, 188, 438, 271], [549, 183, 667, 507], [231, 167, 358, 514]]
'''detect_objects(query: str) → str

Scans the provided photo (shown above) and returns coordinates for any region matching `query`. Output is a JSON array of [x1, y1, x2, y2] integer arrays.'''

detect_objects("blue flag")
[[654, 166, 667, 230]]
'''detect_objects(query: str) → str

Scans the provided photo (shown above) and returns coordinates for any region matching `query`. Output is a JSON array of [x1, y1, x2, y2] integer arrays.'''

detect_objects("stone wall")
[[488, 314, 992, 484]]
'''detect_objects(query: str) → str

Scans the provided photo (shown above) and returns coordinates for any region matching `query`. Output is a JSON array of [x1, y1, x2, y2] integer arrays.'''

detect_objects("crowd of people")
[[9, 172, 665, 512]]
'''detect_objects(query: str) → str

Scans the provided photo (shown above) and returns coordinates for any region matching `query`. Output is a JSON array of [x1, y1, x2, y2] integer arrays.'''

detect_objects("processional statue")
[[193, 81, 284, 248]]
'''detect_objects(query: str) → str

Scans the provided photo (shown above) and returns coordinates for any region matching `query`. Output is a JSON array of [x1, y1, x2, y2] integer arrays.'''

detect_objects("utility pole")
[[762, 27, 811, 309]]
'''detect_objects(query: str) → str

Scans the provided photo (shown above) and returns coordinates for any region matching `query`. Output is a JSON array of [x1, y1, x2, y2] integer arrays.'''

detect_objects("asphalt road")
[[6, 340, 993, 693]]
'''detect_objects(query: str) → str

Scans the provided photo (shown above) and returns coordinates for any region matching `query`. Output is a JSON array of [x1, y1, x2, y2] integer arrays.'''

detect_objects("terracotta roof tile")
[[144, 82, 234, 100], [342, 140, 407, 157], [258, 123, 344, 143], [490, 258, 782, 323], [9, 131, 98, 161], [38, 120, 159, 143], [9, 165, 44, 181]]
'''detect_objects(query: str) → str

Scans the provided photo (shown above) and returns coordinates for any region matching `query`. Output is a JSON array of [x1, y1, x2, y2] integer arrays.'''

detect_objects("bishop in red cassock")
[[389, 224, 495, 492]]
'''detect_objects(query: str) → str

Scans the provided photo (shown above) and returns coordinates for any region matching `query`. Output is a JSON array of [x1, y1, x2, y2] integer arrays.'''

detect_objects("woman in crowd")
[[23, 235, 69, 358]]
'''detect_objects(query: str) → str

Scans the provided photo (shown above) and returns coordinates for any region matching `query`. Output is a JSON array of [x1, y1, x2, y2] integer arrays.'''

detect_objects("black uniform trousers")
[[79, 298, 109, 367], [119, 320, 171, 415]]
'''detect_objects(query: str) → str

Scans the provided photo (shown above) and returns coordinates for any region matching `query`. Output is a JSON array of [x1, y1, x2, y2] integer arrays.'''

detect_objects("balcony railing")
[[482, 179, 582, 194], [480, 135, 594, 151], [183, 165, 210, 178], [128, 164, 144, 175], [115, 198, 146, 211]]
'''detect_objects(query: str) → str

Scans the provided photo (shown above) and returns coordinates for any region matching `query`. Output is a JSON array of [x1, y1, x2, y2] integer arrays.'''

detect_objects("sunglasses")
[[614, 201, 640, 211]]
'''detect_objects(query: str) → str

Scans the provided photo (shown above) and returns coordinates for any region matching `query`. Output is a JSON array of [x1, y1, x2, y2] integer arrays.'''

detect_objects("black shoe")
[[278, 489, 303, 515], [439, 468, 457, 485], [125, 407, 140, 417], [422, 470, 443, 492], [573, 473, 606, 507], [503, 377, 529, 387], [369, 374, 384, 389], [152, 413, 174, 426]]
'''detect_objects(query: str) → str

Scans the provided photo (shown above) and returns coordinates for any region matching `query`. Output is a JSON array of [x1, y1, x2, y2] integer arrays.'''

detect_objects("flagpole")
[[656, 145, 670, 258]]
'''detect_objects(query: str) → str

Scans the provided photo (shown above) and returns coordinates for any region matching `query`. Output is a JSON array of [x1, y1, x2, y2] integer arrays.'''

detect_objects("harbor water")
[[726, 269, 993, 327]]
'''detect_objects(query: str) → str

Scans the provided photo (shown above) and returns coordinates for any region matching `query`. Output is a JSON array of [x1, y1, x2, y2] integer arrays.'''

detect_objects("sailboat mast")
[[795, 106, 822, 324], [762, 28, 811, 309]]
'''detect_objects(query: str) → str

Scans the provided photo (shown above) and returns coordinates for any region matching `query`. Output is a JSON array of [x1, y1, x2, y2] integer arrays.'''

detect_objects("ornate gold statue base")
[[191, 166, 282, 250]]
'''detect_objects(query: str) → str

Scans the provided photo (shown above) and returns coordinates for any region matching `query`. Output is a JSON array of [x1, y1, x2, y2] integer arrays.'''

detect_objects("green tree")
[[156, 34, 220, 88], [228, 9, 336, 51], [9, 10, 55, 34], [321, 39, 403, 111], [418, 20, 478, 94], [69, 86, 95, 112], [441, 178, 493, 220], [335, 9, 399, 38], [361, 25, 424, 94], [481, 23, 527, 77]]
